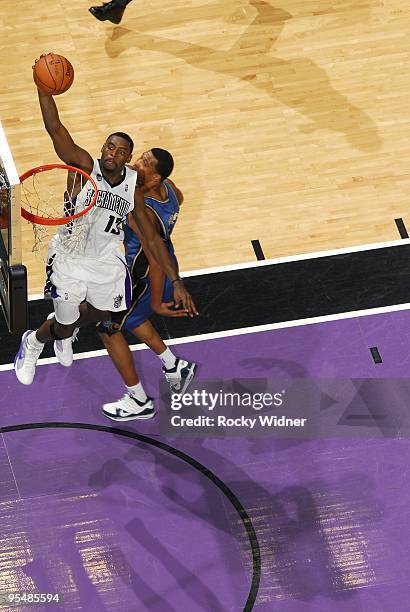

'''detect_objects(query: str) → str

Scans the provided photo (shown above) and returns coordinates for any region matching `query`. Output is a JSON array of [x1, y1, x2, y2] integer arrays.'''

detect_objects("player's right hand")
[[32, 53, 47, 68], [33, 55, 52, 95], [152, 301, 189, 318], [172, 281, 198, 317]]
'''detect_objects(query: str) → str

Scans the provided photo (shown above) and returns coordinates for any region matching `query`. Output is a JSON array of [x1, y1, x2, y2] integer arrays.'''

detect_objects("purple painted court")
[[1, 309, 410, 611]]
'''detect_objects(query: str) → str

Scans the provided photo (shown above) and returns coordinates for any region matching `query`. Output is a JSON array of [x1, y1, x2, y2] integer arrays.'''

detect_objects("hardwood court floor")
[[2, 0, 410, 292]]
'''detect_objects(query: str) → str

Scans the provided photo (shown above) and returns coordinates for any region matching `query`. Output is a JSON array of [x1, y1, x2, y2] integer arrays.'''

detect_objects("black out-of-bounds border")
[[4, 243, 410, 365], [0, 421, 261, 612]]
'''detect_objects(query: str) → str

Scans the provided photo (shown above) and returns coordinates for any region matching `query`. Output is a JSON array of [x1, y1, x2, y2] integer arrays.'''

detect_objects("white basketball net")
[[20, 167, 96, 258]]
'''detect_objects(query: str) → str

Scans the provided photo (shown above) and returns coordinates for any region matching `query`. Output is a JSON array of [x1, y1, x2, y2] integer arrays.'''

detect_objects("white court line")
[[180, 238, 410, 276], [28, 237, 410, 301], [2, 301, 410, 372]]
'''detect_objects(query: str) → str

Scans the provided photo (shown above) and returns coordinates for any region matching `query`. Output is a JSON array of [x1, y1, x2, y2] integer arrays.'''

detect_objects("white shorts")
[[44, 250, 132, 325]]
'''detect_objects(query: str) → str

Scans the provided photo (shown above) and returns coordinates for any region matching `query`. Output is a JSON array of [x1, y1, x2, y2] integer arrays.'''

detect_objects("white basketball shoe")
[[14, 330, 44, 385], [47, 313, 79, 367], [102, 394, 156, 421]]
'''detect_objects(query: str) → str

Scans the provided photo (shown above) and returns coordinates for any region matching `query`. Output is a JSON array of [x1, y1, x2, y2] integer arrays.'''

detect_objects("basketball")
[[33, 53, 74, 95]]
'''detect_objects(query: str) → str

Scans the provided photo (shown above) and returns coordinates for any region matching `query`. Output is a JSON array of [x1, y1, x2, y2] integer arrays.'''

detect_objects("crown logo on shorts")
[[113, 294, 123, 309]]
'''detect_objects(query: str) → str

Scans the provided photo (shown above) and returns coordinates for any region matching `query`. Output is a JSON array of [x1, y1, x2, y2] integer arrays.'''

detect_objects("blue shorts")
[[118, 277, 173, 332]]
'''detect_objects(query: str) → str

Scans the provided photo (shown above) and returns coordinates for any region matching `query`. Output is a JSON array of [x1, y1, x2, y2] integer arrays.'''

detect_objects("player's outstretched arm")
[[149, 179, 188, 316], [130, 187, 198, 316], [127, 212, 189, 318], [36, 87, 93, 172]]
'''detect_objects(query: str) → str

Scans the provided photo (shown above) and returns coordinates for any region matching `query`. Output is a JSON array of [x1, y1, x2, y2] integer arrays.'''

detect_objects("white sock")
[[158, 347, 177, 370], [126, 382, 148, 402], [28, 331, 45, 350]]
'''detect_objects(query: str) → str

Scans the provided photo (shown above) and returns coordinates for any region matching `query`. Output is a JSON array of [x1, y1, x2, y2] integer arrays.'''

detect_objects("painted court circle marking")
[[0, 421, 261, 611]]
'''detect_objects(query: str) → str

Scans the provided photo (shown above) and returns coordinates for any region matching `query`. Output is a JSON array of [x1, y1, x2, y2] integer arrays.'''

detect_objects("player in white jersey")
[[14, 82, 197, 386], [53, 158, 138, 260], [44, 156, 139, 317]]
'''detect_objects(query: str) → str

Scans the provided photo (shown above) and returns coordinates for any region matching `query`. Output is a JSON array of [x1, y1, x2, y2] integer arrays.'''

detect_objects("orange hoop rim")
[[19, 163, 98, 226]]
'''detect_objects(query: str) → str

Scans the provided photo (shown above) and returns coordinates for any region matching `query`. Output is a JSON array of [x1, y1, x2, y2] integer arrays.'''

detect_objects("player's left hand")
[[172, 281, 198, 317], [152, 301, 189, 318]]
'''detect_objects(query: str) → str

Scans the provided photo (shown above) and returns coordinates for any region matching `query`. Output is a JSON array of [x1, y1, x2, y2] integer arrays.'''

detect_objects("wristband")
[[171, 277, 183, 284]]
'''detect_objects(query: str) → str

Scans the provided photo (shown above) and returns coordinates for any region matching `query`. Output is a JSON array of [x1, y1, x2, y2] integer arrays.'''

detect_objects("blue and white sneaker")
[[102, 394, 156, 421], [14, 330, 44, 385], [163, 358, 198, 395]]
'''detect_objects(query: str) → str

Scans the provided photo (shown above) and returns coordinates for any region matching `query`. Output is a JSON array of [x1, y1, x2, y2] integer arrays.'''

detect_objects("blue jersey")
[[124, 180, 179, 281], [101, 181, 180, 333]]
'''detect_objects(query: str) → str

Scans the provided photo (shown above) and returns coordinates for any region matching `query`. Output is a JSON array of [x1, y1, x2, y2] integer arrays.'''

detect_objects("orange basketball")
[[33, 53, 74, 95]]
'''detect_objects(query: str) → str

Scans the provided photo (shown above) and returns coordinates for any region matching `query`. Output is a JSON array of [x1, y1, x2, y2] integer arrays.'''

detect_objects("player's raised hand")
[[32, 53, 47, 68]]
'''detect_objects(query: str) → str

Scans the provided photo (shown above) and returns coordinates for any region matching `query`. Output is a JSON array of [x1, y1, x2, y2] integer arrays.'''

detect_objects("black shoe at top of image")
[[89, 1, 126, 24]]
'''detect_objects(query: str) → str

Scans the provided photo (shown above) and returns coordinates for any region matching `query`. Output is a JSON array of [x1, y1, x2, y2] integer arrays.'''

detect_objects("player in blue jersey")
[[97, 148, 198, 420]]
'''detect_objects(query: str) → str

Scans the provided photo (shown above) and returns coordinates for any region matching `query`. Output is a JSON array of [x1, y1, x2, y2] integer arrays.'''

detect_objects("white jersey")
[[52, 159, 138, 260]]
